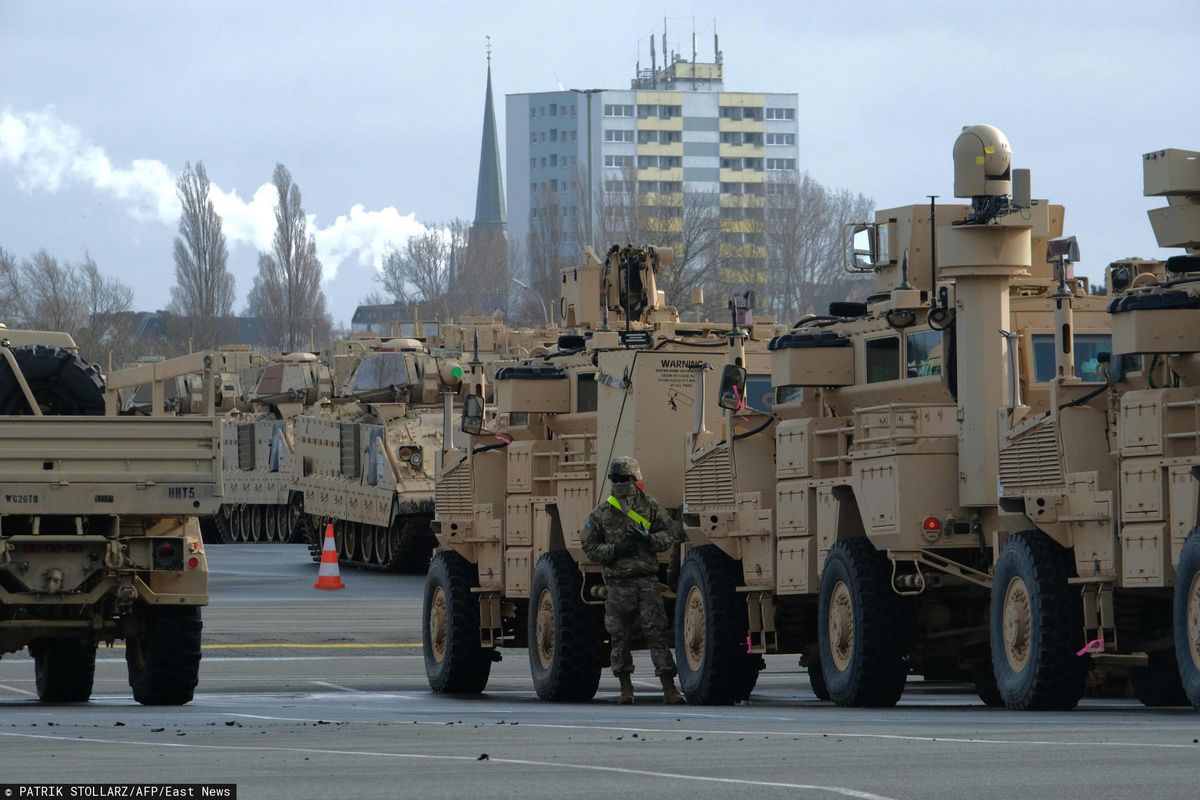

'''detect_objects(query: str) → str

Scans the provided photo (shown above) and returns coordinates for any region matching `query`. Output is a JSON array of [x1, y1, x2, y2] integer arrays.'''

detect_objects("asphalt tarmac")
[[0, 545, 1197, 800]]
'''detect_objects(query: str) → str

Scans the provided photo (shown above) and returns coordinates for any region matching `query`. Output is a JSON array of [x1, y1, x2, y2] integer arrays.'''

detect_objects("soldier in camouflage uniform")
[[580, 456, 685, 704]]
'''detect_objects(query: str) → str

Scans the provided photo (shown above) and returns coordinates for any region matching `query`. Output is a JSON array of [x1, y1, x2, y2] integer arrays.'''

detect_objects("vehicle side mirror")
[[848, 224, 877, 273], [461, 393, 484, 436], [717, 364, 747, 412]]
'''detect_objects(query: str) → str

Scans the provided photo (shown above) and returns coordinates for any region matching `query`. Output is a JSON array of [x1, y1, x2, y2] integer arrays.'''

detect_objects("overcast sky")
[[1, 0, 1196, 325]]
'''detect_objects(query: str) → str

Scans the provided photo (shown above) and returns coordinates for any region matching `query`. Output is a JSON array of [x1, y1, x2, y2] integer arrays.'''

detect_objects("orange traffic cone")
[[313, 523, 346, 590]]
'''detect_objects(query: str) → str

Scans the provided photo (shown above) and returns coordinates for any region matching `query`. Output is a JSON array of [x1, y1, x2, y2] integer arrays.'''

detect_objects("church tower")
[[462, 40, 508, 315]]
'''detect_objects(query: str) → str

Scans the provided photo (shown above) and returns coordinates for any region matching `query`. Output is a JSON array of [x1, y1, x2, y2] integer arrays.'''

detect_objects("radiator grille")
[[685, 445, 736, 508], [436, 461, 475, 516], [999, 421, 1064, 489]]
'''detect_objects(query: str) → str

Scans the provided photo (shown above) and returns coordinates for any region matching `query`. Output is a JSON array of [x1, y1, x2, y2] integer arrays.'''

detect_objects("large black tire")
[[423, 551, 492, 694], [973, 660, 1005, 707], [1131, 649, 1188, 707], [126, 606, 202, 706], [30, 638, 96, 702], [990, 531, 1086, 711], [213, 505, 235, 544], [528, 551, 603, 702], [0, 345, 105, 416], [818, 538, 909, 707], [807, 660, 831, 701], [675, 546, 760, 704], [1172, 528, 1200, 711]]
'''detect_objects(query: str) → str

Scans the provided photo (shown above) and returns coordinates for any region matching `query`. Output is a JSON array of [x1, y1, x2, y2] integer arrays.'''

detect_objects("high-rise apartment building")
[[506, 49, 798, 295]]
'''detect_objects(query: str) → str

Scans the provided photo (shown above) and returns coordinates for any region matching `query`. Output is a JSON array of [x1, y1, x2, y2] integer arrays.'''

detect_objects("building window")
[[660, 156, 681, 168], [530, 133, 537, 144], [605, 179, 631, 193], [540, 157, 547, 168], [571, 130, 577, 141], [766, 158, 796, 170], [866, 337, 900, 383], [720, 157, 743, 171], [571, 105, 577, 117], [766, 133, 796, 145], [604, 154, 633, 168], [550, 129, 557, 141], [550, 104, 557, 117], [539, 107, 546, 117], [530, 182, 537, 194], [530, 107, 536, 119], [540, 132, 546, 142], [530, 158, 537, 170], [766, 107, 795, 121], [550, 179, 558, 191], [604, 129, 634, 143], [659, 130, 681, 144], [604, 104, 633, 117], [550, 154, 558, 167]]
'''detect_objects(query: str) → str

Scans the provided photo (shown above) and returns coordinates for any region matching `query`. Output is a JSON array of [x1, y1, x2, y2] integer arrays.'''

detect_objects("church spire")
[[474, 37, 506, 228]]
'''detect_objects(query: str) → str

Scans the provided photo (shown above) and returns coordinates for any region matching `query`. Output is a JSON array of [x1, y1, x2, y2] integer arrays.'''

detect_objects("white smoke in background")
[[0, 107, 428, 280]]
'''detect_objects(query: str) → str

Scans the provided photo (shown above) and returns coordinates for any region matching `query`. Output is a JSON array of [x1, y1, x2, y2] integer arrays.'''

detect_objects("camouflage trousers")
[[604, 575, 677, 678]]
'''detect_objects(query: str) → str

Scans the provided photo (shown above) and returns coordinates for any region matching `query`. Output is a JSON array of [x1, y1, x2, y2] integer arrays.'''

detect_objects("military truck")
[[677, 125, 1163, 708], [0, 326, 214, 704], [987, 146, 1200, 710], [423, 245, 785, 700]]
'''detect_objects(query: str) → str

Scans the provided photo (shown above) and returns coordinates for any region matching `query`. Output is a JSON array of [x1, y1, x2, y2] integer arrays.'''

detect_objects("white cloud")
[[0, 106, 430, 281]]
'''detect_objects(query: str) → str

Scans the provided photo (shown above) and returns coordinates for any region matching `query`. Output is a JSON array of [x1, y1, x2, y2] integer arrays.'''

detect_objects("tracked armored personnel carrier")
[[423, 245, 785, 700], [218, 348, 340, 544], [110, 345, 267, 417], [678, 125, 1167, 708], [0, 325, 215, 704]]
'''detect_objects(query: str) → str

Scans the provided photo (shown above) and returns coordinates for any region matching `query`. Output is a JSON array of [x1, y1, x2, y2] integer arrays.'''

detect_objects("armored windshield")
[[348, 352, 411, 394], [1032, 333, 1110, 382]]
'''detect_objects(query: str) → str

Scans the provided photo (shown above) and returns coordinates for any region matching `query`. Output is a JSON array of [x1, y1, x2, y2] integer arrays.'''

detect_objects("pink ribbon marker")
[[745, 634, 752, 654], [495, 433, 513, 444], [1076, 637, 1105, 656], [732, 385, 749, 419]]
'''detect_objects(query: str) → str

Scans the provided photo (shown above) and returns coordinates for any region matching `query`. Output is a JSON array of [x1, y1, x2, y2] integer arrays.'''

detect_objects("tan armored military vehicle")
[[423, 245, 785, 699], [293, 320, 558, 572], [989, 146, 1200, 710], [218, 348, 339, 544], [0, 325, 215, 704], [679, 125, 1154, 708]]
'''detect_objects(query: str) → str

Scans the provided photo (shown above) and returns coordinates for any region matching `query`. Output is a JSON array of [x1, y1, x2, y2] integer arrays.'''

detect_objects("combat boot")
[[617, 673, 635, 704], [660, 675, 686, 705]]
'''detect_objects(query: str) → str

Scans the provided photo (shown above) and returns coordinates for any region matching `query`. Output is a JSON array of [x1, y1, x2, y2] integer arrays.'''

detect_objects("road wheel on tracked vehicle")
[[1172, 528, 1200, 710], [236, 505, 251, 543], [285, 495, 305, 543], [818, 538, 910, 707], [675, 545, 761, 705], [989, 530, 1087, 711], [0, 345, 105, 416], [372, 525, 390, 566], [126, 606, 202, 706], [264, 503, 279, 542], [360, 521, 376, 564], [424, 551, 492, 694], [30, 638, 97, 702], [528, 551, 603, 702]]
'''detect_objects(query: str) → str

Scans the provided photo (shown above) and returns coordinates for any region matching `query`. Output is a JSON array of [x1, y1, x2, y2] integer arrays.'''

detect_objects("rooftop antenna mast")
[[650, 34, 656, 88], [691, 18, 697, 90]]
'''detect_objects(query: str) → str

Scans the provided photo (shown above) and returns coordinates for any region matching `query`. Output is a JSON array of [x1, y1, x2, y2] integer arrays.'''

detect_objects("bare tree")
[[523, 188, 572, 325], [168, 161, 235, 348], [246, 164, 331, 351], [74, 252, 135, 361], [0, 249, 133, 363], [765, 172, 873, 323], [376, 227, 452, 318]]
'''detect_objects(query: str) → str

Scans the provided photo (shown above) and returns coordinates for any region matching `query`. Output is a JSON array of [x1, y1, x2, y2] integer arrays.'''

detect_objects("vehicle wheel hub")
[[683, 585, 706, 672], [1188, 571, 1200, 667], [429, 586, 447, 663], [535, 589, 556, 670], [1003, 576, 1033, 672], [828, 580, 854, 672]]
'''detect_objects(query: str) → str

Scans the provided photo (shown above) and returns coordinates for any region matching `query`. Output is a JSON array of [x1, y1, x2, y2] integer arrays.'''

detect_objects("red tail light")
[[187, 556, 200, 570], [157, 542, 177, 559], [922, 516, 941, 532]]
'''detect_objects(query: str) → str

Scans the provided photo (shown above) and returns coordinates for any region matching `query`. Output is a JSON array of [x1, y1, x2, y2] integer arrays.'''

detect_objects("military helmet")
[[608, 456, 642, 481]]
